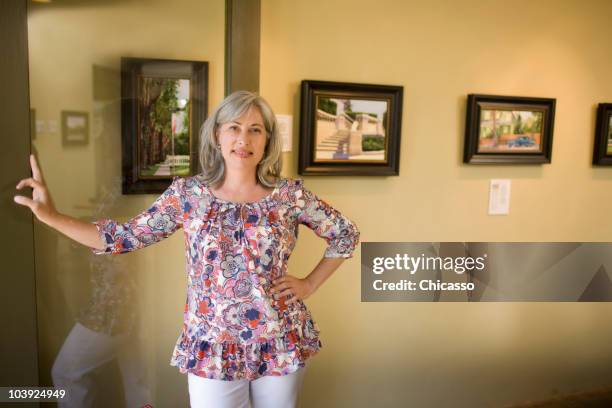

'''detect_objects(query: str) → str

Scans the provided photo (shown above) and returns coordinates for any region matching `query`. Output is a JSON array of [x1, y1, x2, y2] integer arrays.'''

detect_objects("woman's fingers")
[[13, 195, 35, 209], [30, 154, 43, 182], [277, 288, 295, 298], [271, 276, 313, 304], [14, 157, 56, 223], [16, 177, 44, 191], [272, 276, 308, 302], [271, 281, 292, 294]]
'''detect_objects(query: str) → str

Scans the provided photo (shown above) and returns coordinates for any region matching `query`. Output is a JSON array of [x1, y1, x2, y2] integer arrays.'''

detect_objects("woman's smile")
[[231, 148, 253, 158]]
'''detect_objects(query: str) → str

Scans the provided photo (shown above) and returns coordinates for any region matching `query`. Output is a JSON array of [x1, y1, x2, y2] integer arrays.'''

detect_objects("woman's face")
[[216, 107, 268, 172]]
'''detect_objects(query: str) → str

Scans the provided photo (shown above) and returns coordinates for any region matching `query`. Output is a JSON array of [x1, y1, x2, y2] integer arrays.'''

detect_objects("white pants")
[[188, 366, 307, 408], [51, 322, 151, 408]]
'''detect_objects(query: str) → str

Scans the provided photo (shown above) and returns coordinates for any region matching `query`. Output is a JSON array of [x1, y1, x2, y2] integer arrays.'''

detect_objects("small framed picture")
[[592, 104, 612, 166], [61, 111, 89, 146], [121, 57, 208, 194], [464, 94, 555, 164], [299, 80, 403, 175]]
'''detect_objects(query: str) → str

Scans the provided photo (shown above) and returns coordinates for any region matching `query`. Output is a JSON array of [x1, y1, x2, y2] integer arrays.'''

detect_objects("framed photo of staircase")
[[121, 57, 208, 194], [299, 80, 403, 175]]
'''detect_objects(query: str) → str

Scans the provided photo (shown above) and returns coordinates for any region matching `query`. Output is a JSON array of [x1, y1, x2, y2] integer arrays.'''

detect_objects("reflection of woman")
[[50, 183, 147, 408], [15, 91, 360, 407], [51, 255, 150, 408]]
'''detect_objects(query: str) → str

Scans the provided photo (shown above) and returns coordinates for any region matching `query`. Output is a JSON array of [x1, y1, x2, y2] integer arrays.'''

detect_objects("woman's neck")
[[220, 169, 259, 192], [210, 170, 274, 203]]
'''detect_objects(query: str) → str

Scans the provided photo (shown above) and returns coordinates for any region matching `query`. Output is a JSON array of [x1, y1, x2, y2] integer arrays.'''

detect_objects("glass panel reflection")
[[28, 1, 224, 406]]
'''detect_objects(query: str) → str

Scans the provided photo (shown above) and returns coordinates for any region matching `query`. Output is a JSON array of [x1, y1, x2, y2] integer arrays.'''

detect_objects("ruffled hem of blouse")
[[169, 322, 322, 381]]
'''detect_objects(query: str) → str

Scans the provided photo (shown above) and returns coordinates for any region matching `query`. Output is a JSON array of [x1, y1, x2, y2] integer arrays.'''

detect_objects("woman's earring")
[[216, 144, 221, 149]]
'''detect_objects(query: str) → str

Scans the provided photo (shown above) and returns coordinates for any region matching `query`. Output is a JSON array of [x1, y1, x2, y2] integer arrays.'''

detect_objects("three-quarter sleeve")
[[294, 179, 360, 258], [91, 176, 185, 255]]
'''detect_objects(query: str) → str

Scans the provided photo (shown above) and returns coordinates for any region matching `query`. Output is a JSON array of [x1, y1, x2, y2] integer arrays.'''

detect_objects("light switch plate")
[[489, 179, 511, 215]]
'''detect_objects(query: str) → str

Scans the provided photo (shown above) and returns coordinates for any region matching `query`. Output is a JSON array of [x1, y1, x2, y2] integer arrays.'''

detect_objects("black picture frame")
[[121, 57, 208, 194], [299, 80, 403, 176], [592, 103, 612, 166], [464, 94, 555, 164]]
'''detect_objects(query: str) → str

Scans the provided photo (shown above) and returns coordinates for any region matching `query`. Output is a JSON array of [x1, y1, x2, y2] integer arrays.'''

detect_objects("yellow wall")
[[28, 1, 224, 406], [261, 0, 612, 406]]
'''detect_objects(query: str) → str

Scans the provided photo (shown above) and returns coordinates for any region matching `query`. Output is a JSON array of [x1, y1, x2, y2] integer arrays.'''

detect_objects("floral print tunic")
[[92, 176, 359, 381]]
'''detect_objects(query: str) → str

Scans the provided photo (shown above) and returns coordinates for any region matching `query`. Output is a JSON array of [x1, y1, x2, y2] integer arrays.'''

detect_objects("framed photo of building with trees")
[[464, 94, 555, 164], [121, 57, 208, 194], [299, 80, 403, 175]]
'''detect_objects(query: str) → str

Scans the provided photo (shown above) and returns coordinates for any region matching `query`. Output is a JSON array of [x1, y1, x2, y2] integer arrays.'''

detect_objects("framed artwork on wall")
[[299, 80, 403, 176], [61, 110, 89, 146], [592, 103, 612, 166], [464, 94, 555, 164], [121, 57, 208, 194]]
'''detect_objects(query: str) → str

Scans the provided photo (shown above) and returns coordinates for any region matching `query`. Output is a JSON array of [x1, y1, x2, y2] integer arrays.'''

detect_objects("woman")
[[14, 91, 360, 408]]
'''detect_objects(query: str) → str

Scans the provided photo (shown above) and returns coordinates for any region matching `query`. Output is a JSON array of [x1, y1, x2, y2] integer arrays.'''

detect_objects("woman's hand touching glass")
[[14, 154, 105, 251], [14, 154, 58, 224]]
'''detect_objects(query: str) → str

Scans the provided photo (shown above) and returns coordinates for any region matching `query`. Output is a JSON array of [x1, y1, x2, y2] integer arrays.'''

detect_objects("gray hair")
[[198, 91, 283, 188]]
